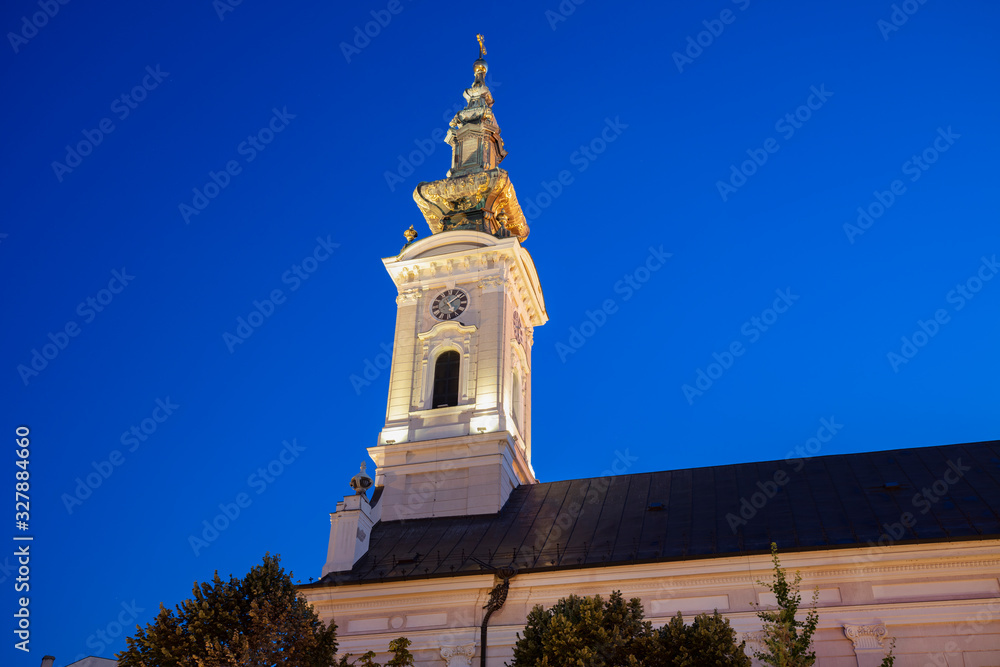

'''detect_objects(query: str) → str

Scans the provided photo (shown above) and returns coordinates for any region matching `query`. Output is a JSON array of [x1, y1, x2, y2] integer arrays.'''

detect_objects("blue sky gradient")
[[2, 0, 998, 664]]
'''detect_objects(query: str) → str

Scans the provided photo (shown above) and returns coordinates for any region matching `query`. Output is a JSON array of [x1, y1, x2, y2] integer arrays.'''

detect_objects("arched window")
[[432, 351, 460, 408]]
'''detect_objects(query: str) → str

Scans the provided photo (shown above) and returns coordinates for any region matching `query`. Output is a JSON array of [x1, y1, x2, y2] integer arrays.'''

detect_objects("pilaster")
[[440, 644, 476, 667], [843, 623, 890, 667]]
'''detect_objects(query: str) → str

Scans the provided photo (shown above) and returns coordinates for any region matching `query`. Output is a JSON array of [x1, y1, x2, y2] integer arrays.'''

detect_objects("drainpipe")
[[480, 567, 516, 667]]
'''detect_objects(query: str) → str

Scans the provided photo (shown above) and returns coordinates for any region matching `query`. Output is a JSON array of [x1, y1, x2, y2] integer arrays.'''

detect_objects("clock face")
[[431, 289, 468, 320], [513, 311, 524, 346]]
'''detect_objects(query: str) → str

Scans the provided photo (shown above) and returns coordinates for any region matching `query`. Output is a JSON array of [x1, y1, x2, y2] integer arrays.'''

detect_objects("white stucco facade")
[[306, 541, 1000, 667]]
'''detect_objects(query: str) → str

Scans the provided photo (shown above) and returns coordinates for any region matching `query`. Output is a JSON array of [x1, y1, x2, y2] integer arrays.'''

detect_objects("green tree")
[[118, 553, 338, 667], [659, 610, 752, 667], [385, 637, 416, 667], [336, 637, 415, 667], [753, 543, 820, 667], [879, 638, 896, 667], [511, 591, 656, 666], [510, 591, 750, 667]]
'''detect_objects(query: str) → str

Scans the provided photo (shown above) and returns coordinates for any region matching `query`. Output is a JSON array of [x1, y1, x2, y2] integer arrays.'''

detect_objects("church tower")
[[323, 38, 547, 576]]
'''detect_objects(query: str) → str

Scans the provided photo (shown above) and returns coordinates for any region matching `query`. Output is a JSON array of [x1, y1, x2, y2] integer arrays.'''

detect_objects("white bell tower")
[[371, 38, 547, 522], [373, 229, 546, 522], [322, 38, 548, 576]]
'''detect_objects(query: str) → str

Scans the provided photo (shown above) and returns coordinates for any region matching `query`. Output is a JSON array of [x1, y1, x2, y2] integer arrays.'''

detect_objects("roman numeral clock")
[[430, 288, 468, 321]]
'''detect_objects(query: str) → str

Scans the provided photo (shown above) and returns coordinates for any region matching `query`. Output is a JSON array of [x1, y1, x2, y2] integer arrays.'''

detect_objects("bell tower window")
[[432, 350, 461, 408]]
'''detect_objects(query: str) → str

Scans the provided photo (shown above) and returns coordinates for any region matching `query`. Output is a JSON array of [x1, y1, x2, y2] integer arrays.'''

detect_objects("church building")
[[300, 40, 1000, 667]]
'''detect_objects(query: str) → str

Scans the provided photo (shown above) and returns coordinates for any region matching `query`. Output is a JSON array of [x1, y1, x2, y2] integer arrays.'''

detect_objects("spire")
[[445, 34, 504, 177], [413, 35, 529, 242]]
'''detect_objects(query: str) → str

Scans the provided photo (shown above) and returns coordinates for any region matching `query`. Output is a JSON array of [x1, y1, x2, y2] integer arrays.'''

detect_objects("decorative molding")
[[740, 631, 765, 658], [417, 320, 478, 341], [396, 288, 420, 304], [417, 321, 477, 409], [394, 268, 419, 284], [313, 554, 1000, 613], [413, 168, 529, 242], [346, 617, 388, 633], [440, 644, 476, 666], [385, 232, 548, 330], [313, 594, 1000, 641], [836, 559, 1000, 575], [571, 557, 1000, 595], [310, 590, 488, 613], [843, 623, 888, 650], [408, 612, 449, 628], [308, 547, 1000, 615], [651, 594, 730, 615], [478, 275, 506, 289]]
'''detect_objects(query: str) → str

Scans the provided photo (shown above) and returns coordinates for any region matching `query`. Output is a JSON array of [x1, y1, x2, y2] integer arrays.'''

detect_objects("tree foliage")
[[753, 543, 820, 667], [880, 638, 896, 667], [510, 590, 750, 667], [336, 637, 415, 667], [659, 610, 753, 667], [118, 553, 338, 667]]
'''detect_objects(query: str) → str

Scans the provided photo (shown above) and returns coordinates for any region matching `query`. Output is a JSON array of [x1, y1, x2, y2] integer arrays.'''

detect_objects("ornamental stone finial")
[[349, 461, 373, 496], [469, 35, 489, 95]]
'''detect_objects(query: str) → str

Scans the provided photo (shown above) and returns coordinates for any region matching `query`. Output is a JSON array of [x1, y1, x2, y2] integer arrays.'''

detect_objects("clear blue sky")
[[2, 0, 998, 664]]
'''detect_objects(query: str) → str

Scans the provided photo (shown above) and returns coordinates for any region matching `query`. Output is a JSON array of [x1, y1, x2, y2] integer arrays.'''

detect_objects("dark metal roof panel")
[[665, 467, 694, 558], [310, 440, 1000, 587], [636, 472, 672, 560], [559, 478, 602, 567]]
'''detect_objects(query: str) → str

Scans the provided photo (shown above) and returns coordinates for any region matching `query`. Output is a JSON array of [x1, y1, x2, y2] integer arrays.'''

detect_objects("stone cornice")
[[307, 587, 490, 613], [383, 231, 547, 327], [306, 544, 1000, 604]]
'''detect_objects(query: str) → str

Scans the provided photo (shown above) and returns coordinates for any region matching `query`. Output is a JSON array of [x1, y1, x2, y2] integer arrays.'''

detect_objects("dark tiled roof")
[[312, 440, 1000, 586]]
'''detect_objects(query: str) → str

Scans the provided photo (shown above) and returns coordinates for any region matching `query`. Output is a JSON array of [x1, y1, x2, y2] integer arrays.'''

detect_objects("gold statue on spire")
[[476, 34, 486, 58]]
